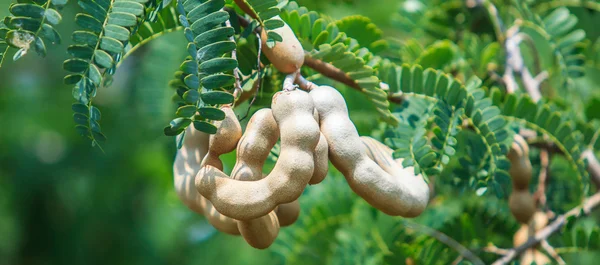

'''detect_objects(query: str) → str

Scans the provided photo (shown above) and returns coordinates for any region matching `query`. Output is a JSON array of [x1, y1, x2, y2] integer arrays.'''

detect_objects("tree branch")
[[404, 221, 485, 265], [492, 192, 600, 265]]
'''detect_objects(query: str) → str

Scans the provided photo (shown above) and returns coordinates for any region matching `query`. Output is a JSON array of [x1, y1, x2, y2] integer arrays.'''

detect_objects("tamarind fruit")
[[520, 249, 551, 265], [509, 190, 536, 224], [513, 211, 551, 265], [172, 108, 240, 235], [260, 16, 305, 74], [513, 211, 548, 246], [228, 108, 281, 249], [507, 134, 536, 224], [276, 200, 301, 227], [196, 89, 320, 221], [200, 106, 242, 235], [173, 125, 210, 214], [309, 85, 429, 217], [508, 134, 532, 190]]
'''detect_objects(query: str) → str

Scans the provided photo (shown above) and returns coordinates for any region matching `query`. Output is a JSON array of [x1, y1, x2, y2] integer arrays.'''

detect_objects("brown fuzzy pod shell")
[[196, 89, 320, 221], [509, 190, 536, 224], [508, 134, 532, 190], [261, 16, 305, 74], [310, 85, 429, 217], [512, 211, 548, 246], [520, 249, 551, 265], [276, 200, 301, 227], [307, 108, 329, 185], [229, 108, 281, 249], [173, 108, 241, 235]]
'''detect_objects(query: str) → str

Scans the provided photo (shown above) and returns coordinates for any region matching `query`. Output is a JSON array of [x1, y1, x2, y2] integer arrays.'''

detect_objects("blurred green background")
[[0, 1, 399, 264]]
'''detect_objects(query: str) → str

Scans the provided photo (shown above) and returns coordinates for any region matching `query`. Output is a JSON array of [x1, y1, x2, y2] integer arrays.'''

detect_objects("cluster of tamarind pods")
[[507, 134, 551, 264], [172, 14, 430, 249], [173, 85, 431, 249]]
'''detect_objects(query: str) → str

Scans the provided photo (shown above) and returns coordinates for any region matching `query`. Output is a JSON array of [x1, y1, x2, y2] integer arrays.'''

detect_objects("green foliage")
[[163, 0, 237, 138], [2, 0, 66, 61], [238, 0, 284, 47], [63, 0, 152, 148], [281, 3, 399, 125]]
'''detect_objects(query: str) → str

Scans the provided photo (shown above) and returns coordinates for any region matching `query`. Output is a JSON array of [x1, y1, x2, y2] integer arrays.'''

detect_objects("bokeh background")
[[1, 0, 600, 264]]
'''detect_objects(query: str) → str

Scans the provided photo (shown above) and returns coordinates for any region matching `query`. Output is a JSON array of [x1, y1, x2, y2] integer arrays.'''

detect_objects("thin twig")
[[492, 192, 600, 265], [534, 148, 549, 207], [303, 55, 361, 90], [283, 71, 299, 91], [404, 221, 485, 265], [225, 19, 243, 100], [541, 240, 566, 265], [295, 74, 317, 91], [483, 244, 511, 256], [583, 149, 600, 189]]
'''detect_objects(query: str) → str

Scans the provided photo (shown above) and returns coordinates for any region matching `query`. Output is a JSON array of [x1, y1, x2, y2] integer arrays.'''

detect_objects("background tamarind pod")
[[309, 85, 429, 217], [513, 225, 529, 246], [173, 126, 210, 214], [200, 106, 243, 235], [508, 134, 532, 190], [196, 89, 320, 221], [275, 200, 300, 227], [237, 211, 280, 249], [260, 16, 305, 74], [509, 190, 536, 223], [520, 249, 551, 265], [172, 121, 241, 235], [308, 133, 329, 185], [531, 211, 548, 231], [512, 211, 548, 246]]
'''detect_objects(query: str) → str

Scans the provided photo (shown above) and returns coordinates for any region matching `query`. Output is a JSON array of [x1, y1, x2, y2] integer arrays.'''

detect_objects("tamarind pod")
[[276, 200, 300, 226], [531, 211, 548, 231], [237, 212, 280, 249], [261, 16, 305, 74], [173, 126, 210, 214], [520, 249, 551, 265], [201, 106, 243, 235], [230, 109, 279, 181], [509, 190, 536, 224], [172, 123, 241, 235], [309, 85, 429, 217], [201, 106, 242, 168], [513, 225, 529, 247], [508, 134, 532, 190], [308, 133, 329, 185], [197, 89, 320, 221], [229, 109, 281, 248]]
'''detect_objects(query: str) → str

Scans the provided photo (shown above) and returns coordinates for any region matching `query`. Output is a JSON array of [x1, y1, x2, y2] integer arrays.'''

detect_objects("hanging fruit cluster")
[[172, 15, 430, 249]]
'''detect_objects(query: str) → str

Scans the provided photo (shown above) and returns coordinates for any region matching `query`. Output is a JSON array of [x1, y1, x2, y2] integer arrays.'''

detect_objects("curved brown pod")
[[276, 200, 301, 227], [260, 16, 305, 74], [229, 109, 281, 249], [310, 85, 429, 217], [173, 126, 210, 214], [508, 134, 532, 190], [172, 108, 241, 235], [196, 89, 320, 221], [509, 190, 536, 224], [200, 106, 242, 235]]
